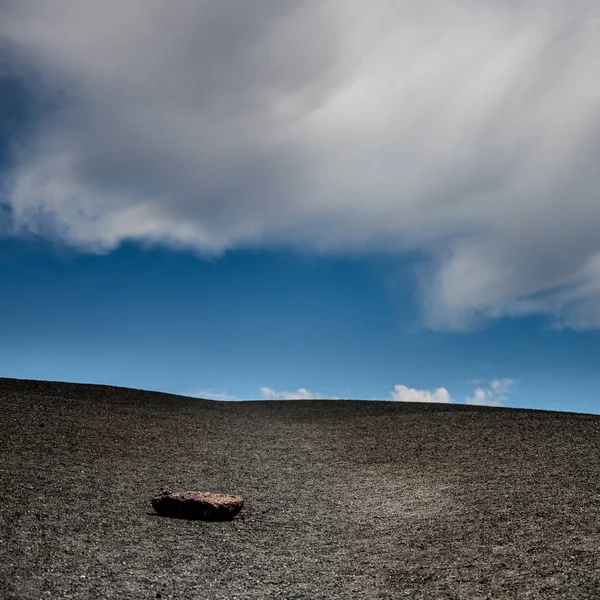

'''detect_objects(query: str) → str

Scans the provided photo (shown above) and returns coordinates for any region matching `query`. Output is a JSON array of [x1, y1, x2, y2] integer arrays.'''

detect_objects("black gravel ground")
[[2, 378, 600, 599]]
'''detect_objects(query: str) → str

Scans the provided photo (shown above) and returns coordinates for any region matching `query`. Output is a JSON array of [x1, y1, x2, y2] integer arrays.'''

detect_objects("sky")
[[1, 1, 599, 413]]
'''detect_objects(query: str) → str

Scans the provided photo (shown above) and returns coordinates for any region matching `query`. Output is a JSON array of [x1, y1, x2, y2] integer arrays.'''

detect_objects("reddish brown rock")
[[151, 490, 244, 521]]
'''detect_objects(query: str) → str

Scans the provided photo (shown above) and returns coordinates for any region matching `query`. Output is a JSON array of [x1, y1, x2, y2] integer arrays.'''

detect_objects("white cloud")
[[260, 386, 339, 400], [489, 378, 514, 395], [190, 386, 334, 401], [189, 389, 240, 401], [466, 378, 515, 406], [466, 388, 500, 407], [191, 381, 516, 404], [2, 2, 600, 328], [389, 385, 452, 404]]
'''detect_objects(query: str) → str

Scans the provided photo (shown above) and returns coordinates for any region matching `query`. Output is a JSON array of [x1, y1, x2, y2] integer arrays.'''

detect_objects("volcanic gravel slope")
[[1, 379, 600, 599]]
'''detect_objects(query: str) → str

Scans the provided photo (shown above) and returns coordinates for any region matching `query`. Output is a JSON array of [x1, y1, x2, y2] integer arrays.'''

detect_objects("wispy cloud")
[[1, 1, 599, 329], [190, 389, 240, 401], [466, 378, 516, 406], [389, 385, 452, 404], [260, 386, 339, 400]]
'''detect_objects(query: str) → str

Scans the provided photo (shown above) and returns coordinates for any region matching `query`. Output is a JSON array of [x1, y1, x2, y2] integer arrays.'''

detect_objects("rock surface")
[[151, 490, 244, 521]]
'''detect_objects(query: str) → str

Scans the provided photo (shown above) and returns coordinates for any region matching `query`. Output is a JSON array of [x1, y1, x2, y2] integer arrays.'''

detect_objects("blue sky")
[[1, 2, 600, 413], [2, 236, 599, 413]]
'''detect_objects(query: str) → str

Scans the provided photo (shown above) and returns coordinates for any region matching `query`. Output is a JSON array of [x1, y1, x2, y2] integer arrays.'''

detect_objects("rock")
[[151, 490, 244, 521]]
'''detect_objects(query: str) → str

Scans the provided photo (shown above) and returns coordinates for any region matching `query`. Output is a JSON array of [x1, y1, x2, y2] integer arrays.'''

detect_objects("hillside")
[[1, 378, 599, 599]]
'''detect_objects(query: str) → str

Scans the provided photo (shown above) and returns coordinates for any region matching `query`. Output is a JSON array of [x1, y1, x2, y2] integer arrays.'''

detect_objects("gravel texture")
[[1, 377, 600, 599]]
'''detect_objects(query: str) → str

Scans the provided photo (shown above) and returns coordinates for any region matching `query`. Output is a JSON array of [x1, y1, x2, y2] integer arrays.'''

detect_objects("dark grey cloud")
[[1, 0, 599, 329]]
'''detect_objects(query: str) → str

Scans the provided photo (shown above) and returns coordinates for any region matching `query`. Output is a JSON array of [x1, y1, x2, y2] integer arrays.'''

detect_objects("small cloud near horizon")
[[390, 385, 452, 404], [190, 389, 241, 401], [260, 386, 340, 400], [190, 380, 516, 404], [466, 378, 516, 406]]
